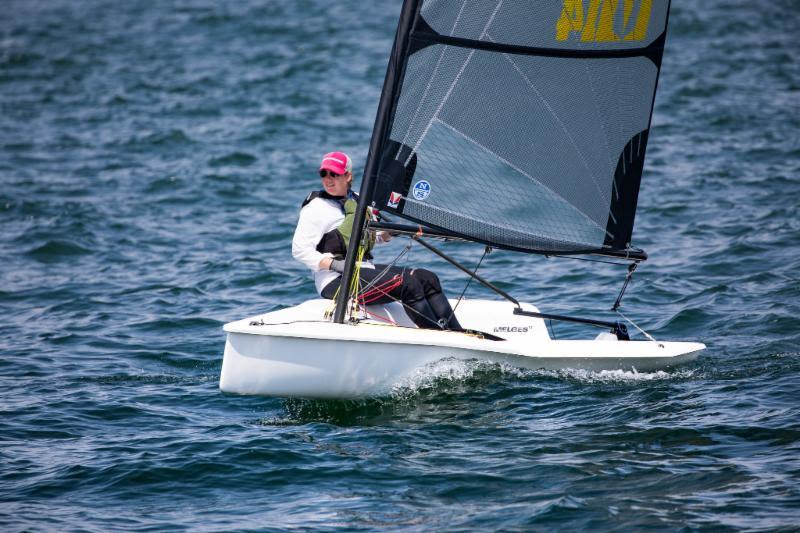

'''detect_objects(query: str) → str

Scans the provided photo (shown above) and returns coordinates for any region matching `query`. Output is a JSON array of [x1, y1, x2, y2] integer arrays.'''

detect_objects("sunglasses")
[[319, 170, 344, 179]]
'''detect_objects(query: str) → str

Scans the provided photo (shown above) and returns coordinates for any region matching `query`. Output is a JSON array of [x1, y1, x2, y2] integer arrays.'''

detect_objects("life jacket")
[[301, 190, 375, 259]]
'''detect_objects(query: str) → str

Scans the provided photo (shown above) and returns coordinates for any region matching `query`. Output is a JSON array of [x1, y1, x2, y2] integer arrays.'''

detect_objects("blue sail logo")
[[412, 180, 432, 201], [556, 0, 652, 43]]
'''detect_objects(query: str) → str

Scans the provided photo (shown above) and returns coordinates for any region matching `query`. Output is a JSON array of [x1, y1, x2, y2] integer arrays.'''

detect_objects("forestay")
[[369, 0, 671, 255]]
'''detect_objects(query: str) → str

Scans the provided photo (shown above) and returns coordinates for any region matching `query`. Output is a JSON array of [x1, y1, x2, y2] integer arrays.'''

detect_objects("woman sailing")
[[292, 151, 462, 331]]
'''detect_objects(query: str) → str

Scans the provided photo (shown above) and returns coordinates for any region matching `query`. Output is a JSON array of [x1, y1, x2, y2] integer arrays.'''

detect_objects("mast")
[[334, 0, 422, 323]]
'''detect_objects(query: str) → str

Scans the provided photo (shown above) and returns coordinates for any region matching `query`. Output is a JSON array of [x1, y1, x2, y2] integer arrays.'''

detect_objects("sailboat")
[[220, 0, 704, 398]]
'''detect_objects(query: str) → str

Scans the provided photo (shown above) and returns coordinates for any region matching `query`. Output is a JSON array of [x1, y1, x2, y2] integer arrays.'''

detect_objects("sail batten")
[[409, 30, 665, 62], [365, 0, 671, 257]]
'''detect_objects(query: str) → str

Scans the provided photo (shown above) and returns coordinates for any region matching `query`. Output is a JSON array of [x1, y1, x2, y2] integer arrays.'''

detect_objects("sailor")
[[292, 151, 462, 331]]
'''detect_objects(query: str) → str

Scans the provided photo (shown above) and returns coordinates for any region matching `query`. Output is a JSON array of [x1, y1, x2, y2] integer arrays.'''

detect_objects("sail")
[[368, 0, 670, 255]]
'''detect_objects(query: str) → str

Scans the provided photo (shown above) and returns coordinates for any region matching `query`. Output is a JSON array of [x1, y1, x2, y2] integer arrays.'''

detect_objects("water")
[[2, 0, 799, 529]]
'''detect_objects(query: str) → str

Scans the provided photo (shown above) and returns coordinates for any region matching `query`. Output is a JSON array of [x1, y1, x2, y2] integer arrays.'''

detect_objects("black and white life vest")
[[300, 189, 373, 259]]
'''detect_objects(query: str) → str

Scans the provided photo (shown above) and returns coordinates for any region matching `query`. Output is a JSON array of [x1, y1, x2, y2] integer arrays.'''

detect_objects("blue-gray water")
[[2, 0, 799, 529]]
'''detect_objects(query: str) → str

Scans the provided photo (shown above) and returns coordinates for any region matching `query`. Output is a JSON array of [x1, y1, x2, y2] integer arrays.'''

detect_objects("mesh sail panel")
[[371, 0, 669, 255]]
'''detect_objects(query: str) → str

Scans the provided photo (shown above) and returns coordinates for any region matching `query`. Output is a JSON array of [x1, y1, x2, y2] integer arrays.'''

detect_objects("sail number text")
[[556, 0, 652, 42]]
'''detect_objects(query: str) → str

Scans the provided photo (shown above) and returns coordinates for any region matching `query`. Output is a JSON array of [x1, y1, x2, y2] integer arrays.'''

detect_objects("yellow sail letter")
[[556, 0, 585, 41], [557, 0, 651, 43], [590, 0, 620, 42], [624, 0, 652, 41]]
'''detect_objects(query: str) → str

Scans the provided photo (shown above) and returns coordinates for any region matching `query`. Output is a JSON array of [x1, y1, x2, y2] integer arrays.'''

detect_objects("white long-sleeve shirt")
[[292, 196, 389, 295], [292, 197, 344, 294]]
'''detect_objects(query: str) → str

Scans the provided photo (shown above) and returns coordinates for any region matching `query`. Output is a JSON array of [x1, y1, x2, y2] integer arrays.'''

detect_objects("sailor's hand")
[[330, 259, 346, 273], [378, 231, 393, 243]]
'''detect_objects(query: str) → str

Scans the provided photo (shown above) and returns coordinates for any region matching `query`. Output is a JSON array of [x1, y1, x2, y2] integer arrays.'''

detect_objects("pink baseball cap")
[[319, 151, 352, 175]]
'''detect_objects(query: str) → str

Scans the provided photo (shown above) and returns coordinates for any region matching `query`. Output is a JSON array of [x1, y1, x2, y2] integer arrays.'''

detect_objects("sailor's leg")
[[404, 298, 441, 329], [365, 265, 440, 329], [320, 276, 341, 299], [356, 265, 405, 305], [408, 268, 462, 330], [319, 267, 404, 302], [427, 291, 462, 330], [322, 265, 441, 329]]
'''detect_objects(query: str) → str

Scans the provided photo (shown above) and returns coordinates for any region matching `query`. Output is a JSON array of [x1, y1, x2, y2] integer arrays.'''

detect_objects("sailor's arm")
[[292, 204, 334, 272]]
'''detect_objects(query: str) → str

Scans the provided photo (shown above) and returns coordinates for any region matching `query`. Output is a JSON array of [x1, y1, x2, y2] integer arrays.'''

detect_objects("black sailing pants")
[[320, 264, 462, 331]]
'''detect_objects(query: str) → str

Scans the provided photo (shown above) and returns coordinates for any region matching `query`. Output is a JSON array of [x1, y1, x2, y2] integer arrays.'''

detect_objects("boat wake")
[[389, 357, 698, 398], [269, 359, 698, 425], [534, 366, 699, 383]]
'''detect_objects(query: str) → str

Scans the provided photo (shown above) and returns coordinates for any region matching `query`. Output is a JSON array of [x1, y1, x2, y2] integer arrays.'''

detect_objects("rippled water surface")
[[2, 0, 799, 529]]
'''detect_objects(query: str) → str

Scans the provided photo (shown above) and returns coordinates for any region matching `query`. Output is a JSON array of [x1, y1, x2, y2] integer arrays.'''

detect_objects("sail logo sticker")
[[387, 191, 402, 208], [412, 180, 431, 201], [556, 0, 652, 43]]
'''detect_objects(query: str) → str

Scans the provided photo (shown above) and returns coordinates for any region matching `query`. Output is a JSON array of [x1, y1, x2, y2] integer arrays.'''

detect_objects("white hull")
[[220, 299, 705, 398]]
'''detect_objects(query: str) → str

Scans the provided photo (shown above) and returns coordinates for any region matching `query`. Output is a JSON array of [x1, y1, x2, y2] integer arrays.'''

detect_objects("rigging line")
[[249, 319, 331, 327], [372, 235, 454, 329], [359, 276, 405, 304], [363, 307, 398, 326], [345, 238, 419, 323], [488, 31, 610, 208], [355, 243, 411, 296], [413, 234, 520, 307], [357, 255, 408, 297], [411, 0, 505, 157], [354, 262, 449, 330], [448, 245, 490, 324], [346, 245, 367, 320], [546, 318, 557, 340], [612, 261, 638, 311], [547, 253, 634, 266], [352, 231, 459, 331], [398, 0, 469, 164], [343, 220, 410, 311], [393, 291, 448, 330], [615, 308, 657, 342]]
